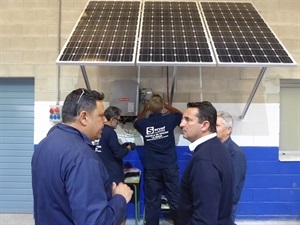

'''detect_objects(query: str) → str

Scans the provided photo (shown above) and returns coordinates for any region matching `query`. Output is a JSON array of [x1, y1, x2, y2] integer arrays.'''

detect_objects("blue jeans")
[[144, 168, 180, 225]]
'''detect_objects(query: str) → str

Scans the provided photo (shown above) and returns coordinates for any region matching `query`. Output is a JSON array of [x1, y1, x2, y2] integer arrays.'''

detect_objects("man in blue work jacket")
[[31, 88, 133, 225]]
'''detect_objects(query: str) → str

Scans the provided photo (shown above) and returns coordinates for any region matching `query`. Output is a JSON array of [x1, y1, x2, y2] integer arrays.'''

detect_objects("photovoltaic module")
[[136, 1, 215, 66], [200, 2, 296, 67], [57, 1, 141, 66], [56, 1, 297, 67]]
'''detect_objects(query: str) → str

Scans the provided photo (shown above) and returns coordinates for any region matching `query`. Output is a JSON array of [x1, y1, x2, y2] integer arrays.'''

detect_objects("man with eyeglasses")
[[95, 106, 136, 184], [32, 88, 133, 225], [179, 101, 234, 225]]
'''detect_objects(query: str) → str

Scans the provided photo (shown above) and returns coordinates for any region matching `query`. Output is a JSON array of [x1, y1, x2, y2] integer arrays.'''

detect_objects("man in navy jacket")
[[179, 101, 234, 225], [217, 111, 247, 224], [96, 106, 136, 184], [32, 88, 133, 225]]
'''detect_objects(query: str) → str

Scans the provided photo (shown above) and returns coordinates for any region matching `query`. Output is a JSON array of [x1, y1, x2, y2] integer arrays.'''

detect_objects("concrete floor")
[[0, 214, 299, 225]]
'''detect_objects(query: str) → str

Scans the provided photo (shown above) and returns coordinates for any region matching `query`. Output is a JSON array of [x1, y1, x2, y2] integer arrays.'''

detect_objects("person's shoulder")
[[47, 123, 59, 136], [230, 139, 243, 151], [229, 139, 247, 158], [170, 112, 182, 117], [163, 111, 182, 120], [227, 137, 239, 148], [102, 124, 114, 132], [133, 117, 145, 126]]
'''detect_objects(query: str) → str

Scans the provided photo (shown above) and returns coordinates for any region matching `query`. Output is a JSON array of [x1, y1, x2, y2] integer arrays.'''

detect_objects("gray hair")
[[104, 106, 122, 120], [217, 111, 233, 128]]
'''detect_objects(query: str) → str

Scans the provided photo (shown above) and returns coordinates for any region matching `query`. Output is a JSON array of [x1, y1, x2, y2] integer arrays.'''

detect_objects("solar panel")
[[137, 1, 216, 66], [200, 2, 297, 67], [56, 1, 141, 66], [56, 1, 296, 68]]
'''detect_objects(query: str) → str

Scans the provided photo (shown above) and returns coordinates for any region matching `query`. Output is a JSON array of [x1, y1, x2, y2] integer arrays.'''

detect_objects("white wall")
[[34, 102, 279, 146]]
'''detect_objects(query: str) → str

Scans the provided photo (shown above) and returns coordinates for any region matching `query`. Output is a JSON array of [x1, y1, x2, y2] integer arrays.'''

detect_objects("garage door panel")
[[0, 118, 35, 124], [0, 77, 34, 213], [1, 148, 34, 156], [0, 124, 34, 130], [0, 188, 32, 195], [0, 169, 31, 176], [0, 99, 34, 105], [0, 137, 34, 144], [1, 130, 34, 137], [0, 111, 34, 118]]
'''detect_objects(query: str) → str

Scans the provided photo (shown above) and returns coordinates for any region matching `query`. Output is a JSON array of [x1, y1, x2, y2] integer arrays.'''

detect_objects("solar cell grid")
[[137, 1, 215, 66], [57, 0, 296, 67], [200, 2, 296, 66], [57, 1, 140, 65]]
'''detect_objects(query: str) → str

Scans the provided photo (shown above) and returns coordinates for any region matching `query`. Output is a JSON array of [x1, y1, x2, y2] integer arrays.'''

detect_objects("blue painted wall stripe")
[[124, 146, 300, 219]]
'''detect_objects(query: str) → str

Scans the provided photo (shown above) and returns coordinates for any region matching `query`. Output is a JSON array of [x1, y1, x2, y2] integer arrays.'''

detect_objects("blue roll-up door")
[[0, 78, 34, 213]]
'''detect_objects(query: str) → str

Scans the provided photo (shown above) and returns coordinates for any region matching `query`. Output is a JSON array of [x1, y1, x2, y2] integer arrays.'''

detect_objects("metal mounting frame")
[[80, 66, 268, 119], [239, 67, 267, 119]]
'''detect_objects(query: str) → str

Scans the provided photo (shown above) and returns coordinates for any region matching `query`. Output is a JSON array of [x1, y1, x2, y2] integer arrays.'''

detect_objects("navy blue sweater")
[[179, 136, 234, 225]]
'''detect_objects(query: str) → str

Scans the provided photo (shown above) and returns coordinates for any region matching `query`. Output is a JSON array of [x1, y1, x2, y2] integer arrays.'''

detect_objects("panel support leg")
[[80, 66, 91, 90], [239, 67, 267, 120], [169, 67, 177, 105]]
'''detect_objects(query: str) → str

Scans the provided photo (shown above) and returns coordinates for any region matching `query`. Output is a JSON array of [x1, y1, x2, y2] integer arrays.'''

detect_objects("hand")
[[112, 182, 133, 203], [122, 142, 136, 150], [121, 142, 129, 148], [128, 142, 136, 150], [143, 102, 150, 111]]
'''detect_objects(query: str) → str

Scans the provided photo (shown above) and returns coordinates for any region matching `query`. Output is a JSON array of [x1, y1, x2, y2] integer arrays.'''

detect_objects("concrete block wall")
[[0, 0, 299, 103]]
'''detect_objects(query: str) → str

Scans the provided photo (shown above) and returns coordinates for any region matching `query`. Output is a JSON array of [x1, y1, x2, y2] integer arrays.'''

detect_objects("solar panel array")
[[57, 1, 141, 66], [137, 1, 215, 66], [200, 2, 296, 67], [56, 1, 297, 67]]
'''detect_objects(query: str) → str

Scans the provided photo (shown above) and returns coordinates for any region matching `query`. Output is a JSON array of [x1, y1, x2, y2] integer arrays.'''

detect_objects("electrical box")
[[49, 105, 62, 123], [110, 80, 139, 116]]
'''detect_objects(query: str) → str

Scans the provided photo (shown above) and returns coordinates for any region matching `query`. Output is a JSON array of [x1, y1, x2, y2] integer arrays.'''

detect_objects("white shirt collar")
[[189, 133, 217, 152]]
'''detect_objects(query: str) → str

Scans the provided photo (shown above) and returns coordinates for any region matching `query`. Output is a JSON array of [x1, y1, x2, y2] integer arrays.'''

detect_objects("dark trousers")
[[144, 168, 180, 225], [232, 204, 237, 225]]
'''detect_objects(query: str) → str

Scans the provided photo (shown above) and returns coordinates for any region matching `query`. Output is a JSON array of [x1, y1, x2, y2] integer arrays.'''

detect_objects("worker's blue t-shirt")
[[134, 112, 182, 169]]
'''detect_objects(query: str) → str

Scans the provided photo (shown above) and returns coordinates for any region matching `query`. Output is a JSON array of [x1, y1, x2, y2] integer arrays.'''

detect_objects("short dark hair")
[[104, 106, 122, 121], [62, 88, 104, 123], [187, 101, 217, 133]]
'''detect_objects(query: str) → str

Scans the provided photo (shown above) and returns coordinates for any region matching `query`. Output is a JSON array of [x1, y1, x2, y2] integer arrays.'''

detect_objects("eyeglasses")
[[74, 89, 85, 116], [77, 89, 85, 104], [113, 117, 122, 123]]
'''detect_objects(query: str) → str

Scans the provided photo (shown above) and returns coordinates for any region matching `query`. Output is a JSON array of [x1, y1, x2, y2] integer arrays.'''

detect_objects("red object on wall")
[[49, 105, 62, 122]]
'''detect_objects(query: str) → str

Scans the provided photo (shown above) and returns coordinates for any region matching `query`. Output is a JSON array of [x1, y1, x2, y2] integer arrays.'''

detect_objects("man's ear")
[[227, 126, 232, 135], [201, 120, 210, 130], [78, 111, 88, 126]]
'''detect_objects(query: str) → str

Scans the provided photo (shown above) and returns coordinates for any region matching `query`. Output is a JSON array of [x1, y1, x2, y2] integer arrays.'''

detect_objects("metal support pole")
[[136, 66, 141, 115], [239, 67, 267, 119], [80, 66, 91, 90], [169, 67, 177, 105], [56, 0, 62, 104]]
